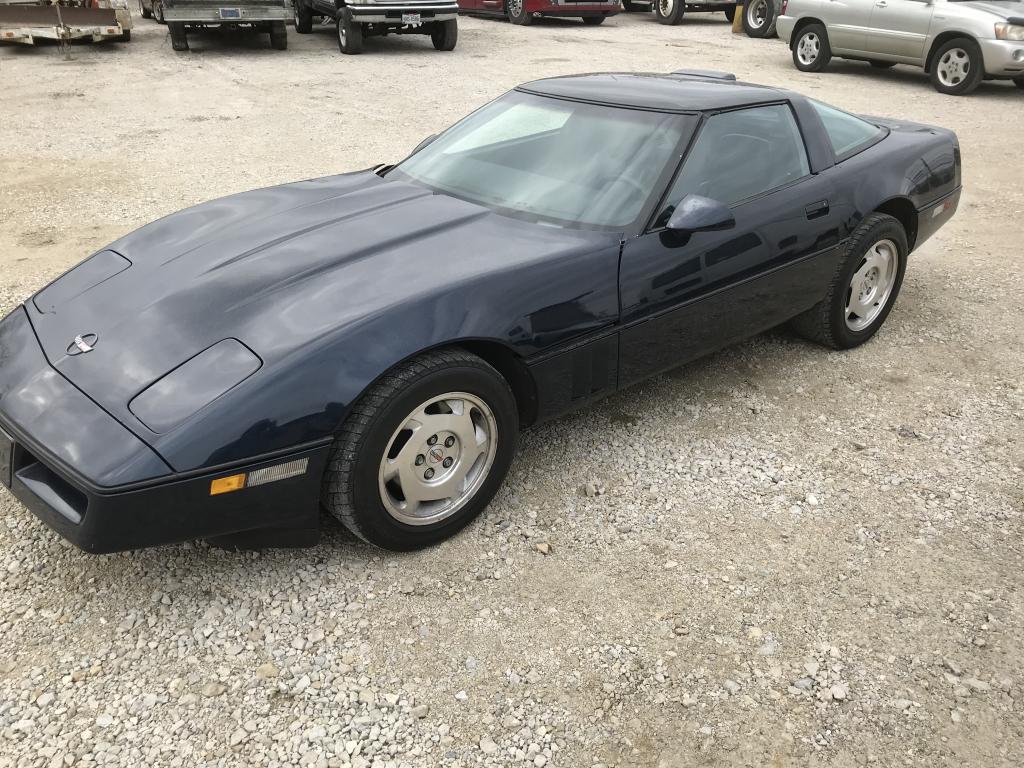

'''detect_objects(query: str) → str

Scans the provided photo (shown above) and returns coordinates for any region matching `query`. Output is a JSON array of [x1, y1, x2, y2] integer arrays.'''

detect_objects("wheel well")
[[789, 17, 825, 49], [924, 32, 977, 73], [456, 341, 539, 428], [875, 198, 918, 252]]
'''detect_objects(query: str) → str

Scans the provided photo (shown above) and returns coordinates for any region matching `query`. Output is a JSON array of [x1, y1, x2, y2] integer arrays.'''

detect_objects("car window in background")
[[653, 104, 810, 227], [809, 100, 886, 159], [391, 91, 695, 230]]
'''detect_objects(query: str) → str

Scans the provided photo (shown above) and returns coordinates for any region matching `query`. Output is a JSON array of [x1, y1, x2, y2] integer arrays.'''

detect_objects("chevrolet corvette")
[[0, 71, 961, 553]]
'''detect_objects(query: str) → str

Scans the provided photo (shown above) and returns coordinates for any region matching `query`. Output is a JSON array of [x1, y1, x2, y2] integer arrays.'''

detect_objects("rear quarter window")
[[810, 100, 885, 159]]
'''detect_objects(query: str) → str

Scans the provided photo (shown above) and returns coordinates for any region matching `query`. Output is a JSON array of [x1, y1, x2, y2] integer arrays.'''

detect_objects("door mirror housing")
[[666, 194, 735, 233]]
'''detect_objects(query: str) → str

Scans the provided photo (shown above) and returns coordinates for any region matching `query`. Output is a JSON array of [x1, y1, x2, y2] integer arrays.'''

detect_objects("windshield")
[[390, 91, 694, 229]]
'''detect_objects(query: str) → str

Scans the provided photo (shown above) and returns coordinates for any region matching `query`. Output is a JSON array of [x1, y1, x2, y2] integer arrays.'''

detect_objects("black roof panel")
[[517, 72, 787, 113]]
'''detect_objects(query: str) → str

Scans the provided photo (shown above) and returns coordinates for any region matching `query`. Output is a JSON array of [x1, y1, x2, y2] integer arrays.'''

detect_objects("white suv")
[[776, 0, 1024, 94]]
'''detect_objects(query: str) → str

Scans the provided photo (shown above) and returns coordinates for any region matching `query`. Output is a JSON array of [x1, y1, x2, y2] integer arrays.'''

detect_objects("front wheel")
[[336, 9, 363, 53], [582, 14, 605, 24], [790, 213, 908, 350], [293, 0, 313, 33], [792, 23, 830, 72], [431, 18, 457, 50], [742, 0, 775, 38], [506, 0, 532, 25], [929, 37, 983, 95], [168, 20, 188, 49], [654, 0, 684, 25], [322, 349, 519, 551]]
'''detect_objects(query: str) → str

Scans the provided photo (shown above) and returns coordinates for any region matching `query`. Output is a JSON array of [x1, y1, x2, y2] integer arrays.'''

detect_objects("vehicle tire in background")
[[321, 349, 519, 551], [869, 60, 896, 68], [654, 0, 684, 25], [116, 29, 131, 41], [431, 19, 457, 50], [293, 0, 313, 33], [621, 0, 640, 10], [336, 8, 363, 53], [790, 213, 908, 350], [792, 22, 830, 72], [929, 37, 983, 95], [506, 0, 532, 25], [1015, 76, 1024, 89], [153, 0, 165, 23], [724, 5, 735, 21], [140, 1, 152, 19], [742, 0, 775, 38], [168, 21, 188, 49], [582, 15, 605, 24], [269, 19, 287, 48]]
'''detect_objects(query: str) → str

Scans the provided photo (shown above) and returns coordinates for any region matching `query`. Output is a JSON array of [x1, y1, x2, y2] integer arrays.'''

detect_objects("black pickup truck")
[[293, 0, 459, 53]]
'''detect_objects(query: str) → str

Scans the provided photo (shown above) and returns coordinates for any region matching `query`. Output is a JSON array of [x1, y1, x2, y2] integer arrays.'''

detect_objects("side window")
[[654, 104, 810, 227], [808, 99, 885, 159]]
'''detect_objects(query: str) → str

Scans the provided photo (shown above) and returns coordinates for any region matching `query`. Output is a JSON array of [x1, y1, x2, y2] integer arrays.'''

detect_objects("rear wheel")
[[790, 213, 907, 350], [929, 37, 983, 95], [269, 19, 287, 48], [506, 0, 532, 25], [742, 0, 775, 38], [792, 23, 830, 72], [322, 349, 518, 551], [654, 0, 684, 25], [431, 18, 457, 50], [168, 21, 188, 50], [582, 14, 605, 24], [869, 60, 896, 68], [293, 0, 313, 33], [1015, 76, 1024, 90], [140, 1, 152, 19], [115, 29, 131, 41], [336, 9, 363, 53], [153, 0, 165, 23]]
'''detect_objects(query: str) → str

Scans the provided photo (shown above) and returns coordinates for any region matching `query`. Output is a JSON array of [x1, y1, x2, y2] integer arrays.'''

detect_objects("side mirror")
[[411, 134, 438, 154], [666, 194, 735, 233]]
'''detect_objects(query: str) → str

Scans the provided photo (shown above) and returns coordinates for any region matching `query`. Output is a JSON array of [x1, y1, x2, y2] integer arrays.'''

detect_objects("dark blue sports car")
[[0, 71, 960, 553]]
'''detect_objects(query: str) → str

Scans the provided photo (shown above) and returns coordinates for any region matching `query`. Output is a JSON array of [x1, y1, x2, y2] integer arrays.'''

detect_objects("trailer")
[[0, 0, 132, 45]]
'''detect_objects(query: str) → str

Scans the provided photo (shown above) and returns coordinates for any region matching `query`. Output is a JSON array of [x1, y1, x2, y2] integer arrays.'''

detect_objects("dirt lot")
[[1, 10, 1023, 768]]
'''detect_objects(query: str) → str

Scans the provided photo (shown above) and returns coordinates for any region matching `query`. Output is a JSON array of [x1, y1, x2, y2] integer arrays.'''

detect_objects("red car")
[[458, 0, 619, 25]]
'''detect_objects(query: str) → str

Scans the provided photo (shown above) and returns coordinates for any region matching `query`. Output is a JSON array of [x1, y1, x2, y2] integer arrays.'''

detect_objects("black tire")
[[506, 0, 532, 25], [1015, 76, 1024, 90], [269, 20, 287, 48], [869, 60, 896, 69], [293, 0, 313, 33], [653, 0, 683, 25], [742, 0, 775, 38], [724, 4, 735, 22], [336, 8, 363, 53], [431, 18, 457, 50], [789, 213, 908, 350], [140, 1, 152, 19], [322, 349, 519, 551], [168, 21, 188, 50], [621, 0, 641, 10], [929, 37, 983, 95], [153, 0, 165, 23], [792, 22, 830, 72], [582, 14, 605, 24], [116, 29, 131, 41]]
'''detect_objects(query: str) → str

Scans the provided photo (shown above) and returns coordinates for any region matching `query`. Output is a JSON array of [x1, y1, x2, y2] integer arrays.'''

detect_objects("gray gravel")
[[1, 9, 1023, 768]]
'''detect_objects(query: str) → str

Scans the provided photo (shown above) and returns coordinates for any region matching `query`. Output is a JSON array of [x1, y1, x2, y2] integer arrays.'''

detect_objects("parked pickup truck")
[[153, 0, 290, 51], [294, 0, 459, 53]]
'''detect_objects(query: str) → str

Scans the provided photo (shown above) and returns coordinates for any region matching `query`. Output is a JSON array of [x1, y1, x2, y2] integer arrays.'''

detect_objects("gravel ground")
[[1, 10, 1023, 768]]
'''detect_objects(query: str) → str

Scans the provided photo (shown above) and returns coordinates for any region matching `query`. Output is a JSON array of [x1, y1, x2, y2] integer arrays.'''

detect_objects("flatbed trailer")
[[0, 0, 132, 45]]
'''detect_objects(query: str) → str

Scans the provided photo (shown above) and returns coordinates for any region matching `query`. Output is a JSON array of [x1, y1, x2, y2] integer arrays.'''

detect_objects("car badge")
[[67, 333, 98, 355]]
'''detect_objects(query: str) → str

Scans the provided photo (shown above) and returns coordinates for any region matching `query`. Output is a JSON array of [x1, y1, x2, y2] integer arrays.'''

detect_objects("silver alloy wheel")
[[338, 17, 346, 45], [936, 48, 970, 88], [746, 0, 768, 28], [797, 31, 820, 66], [378, 392, 497, 526], [845, 239, 897, 331], [508, 0, 523, 16], [658, 0, 673, 16]]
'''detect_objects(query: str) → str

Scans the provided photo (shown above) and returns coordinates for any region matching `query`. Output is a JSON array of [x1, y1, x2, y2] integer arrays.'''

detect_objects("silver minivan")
[[776, 0, 1024, 94]]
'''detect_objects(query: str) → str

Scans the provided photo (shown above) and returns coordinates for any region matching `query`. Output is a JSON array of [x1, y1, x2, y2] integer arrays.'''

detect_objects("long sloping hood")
[[27, 171, 614, 448]]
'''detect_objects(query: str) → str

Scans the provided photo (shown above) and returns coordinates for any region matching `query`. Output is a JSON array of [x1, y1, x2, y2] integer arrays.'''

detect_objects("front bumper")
[[979, 38, 1024, 78], [0, 307, 330, 554]]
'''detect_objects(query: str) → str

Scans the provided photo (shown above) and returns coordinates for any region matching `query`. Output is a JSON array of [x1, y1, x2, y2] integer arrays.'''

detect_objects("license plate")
[[401, 12, 421, 24], [219, 7, 241, 18], [0, 426, 13, 489]]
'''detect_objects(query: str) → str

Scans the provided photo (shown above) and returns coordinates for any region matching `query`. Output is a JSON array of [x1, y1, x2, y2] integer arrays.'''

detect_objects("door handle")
[[805, 200, 830, 219], [876, 1, 887, 6]]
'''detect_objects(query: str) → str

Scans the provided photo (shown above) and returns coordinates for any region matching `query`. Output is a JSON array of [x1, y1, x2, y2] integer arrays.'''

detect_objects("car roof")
[[516, 72, 790, 114]]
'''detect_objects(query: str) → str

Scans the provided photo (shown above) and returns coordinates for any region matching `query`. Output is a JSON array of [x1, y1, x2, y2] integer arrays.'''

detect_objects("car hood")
[[959, 0, 1024, 18], [27, 171, 613, 439]]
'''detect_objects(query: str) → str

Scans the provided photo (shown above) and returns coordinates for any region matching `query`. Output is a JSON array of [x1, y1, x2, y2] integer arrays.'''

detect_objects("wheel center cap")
[[427, 447, 446, 464]]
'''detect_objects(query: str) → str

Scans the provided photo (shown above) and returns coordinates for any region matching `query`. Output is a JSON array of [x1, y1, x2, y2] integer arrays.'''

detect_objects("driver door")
[[618, 103, 843, 386]]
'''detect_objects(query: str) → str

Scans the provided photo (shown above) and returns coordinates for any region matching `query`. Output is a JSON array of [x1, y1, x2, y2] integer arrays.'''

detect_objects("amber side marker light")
[[210, 473, 247, 496]]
